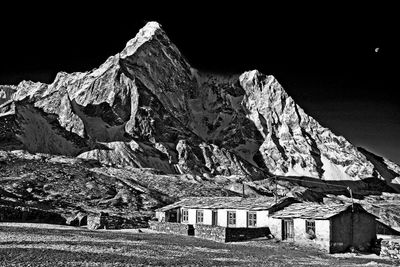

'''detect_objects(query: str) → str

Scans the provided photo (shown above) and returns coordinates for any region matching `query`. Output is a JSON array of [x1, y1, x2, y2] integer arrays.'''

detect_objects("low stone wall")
[[381, 239, 400, 259], [195, 224, 226, 242], [226, 227, 271, 242], [0, 205, 65, 225], [149, 221, 273, 243], [87, 213, 148, 230], [149, 221, 190, 235], [196, 225, 271, 242]]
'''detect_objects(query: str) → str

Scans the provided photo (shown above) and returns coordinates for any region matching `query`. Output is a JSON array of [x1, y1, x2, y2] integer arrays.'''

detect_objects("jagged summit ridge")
[[120, 21, 162, 58], [0, 21, 399, 185]]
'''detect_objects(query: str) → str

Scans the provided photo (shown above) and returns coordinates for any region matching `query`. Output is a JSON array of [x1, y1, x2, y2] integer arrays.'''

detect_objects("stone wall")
[[195, 224, 226, 242], [269, 218, 282, 239], [331, 210, 376, 253], [0, 205, 66, 225], [150, 221, 273, 243], [226, 227, 270, 242], [381, 239, 400, 259], [87, 213, 148, 230], [195, 225, 271, 242], [149, 221, 190, 235]]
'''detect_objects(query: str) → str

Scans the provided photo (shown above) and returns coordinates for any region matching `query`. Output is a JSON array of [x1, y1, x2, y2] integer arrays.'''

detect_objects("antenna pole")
[[347, 186, 354, 212], [274, 176, 278, 204]]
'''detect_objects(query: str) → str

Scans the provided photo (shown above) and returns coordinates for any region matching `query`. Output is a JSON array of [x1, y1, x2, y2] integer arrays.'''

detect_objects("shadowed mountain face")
[[0, 22, 399, 186]]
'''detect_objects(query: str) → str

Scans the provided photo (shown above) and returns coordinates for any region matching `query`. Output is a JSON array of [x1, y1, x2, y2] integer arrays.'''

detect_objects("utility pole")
[[274, 176, 278, 204], [347, 186, 354, 212], [347, 186, 354, 248]]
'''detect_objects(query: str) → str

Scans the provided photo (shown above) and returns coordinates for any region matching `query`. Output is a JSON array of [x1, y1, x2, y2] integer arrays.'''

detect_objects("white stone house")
[[154, 196, 296, 241], [269, 202, 377, 253], [154, 197, 378, 252]]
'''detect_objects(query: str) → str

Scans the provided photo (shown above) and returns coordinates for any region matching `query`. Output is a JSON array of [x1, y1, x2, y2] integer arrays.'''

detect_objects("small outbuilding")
[[269, 202, 377, 253]]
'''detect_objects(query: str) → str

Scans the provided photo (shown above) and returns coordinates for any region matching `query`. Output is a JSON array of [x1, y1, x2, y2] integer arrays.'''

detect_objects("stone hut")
[[269, 202, 377, 253]]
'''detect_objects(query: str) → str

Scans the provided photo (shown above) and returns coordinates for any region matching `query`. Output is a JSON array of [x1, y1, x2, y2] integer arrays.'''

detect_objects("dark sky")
[[1, 3, 399, 163]]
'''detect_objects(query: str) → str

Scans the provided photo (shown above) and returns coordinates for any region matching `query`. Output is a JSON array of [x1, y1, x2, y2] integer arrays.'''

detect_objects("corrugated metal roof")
[[156, 197, 294, 212], [271, 202, 374, 219]]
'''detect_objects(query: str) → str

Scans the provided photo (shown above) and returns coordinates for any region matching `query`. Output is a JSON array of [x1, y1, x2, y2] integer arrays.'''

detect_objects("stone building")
[[153, 198, 378, 253], [269, 202, 377, 253], [152, 196, 297, 242]]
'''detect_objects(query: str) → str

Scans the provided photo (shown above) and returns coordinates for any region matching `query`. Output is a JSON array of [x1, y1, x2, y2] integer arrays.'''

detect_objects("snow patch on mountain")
[[120, 21, 162, 59], [321, 155, 356, 181]]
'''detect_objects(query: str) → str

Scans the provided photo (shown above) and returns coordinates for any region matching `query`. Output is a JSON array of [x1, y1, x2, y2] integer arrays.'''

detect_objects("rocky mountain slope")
[[1, 21, 399, 228], [1, 21, 398, 185], [0, 150, 243, 226]]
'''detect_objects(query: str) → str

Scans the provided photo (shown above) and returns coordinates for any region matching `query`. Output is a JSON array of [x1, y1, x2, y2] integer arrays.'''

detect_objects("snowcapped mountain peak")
[[239, 70, 277, 92], [120, 21, 163, 58], [0, 21, 399, 188], [240, 69, 261, 80]]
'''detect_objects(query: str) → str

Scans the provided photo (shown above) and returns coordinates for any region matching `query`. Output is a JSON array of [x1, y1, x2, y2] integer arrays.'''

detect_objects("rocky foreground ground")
[[0, 223, 397, 266]]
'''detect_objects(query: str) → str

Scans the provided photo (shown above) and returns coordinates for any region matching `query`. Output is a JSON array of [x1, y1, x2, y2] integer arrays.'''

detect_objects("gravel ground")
[[0, 223, 397, 266]]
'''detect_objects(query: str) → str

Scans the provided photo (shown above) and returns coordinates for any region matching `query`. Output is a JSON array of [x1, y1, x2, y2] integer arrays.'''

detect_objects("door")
[[188, 225, 195, 236], [168, 210, 178, 222], [212, 210, 218, 226], [282, 219, 294, 240]]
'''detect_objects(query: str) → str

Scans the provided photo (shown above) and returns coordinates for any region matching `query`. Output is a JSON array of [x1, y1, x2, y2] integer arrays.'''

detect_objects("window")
[[228, 211, 236, 226], [283, 219, 294, 240], [196, 210, 204, 224], [212, 210, 218, 226], [248, 212, 257, 227], [305, 220, 316, 236], [182, 209, 189, 222]]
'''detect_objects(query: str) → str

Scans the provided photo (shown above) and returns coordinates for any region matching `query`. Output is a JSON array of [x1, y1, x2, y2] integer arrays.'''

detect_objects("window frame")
[[305, 220, 316, 235], [182, 209, 189, 223], [212, 210, 218, 226], [196, 210, 204, 224], [247, 211, 257, 227], [227, 211, 236, 227]]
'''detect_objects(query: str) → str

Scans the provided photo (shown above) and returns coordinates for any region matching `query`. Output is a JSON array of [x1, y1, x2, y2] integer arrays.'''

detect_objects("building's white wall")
[[315, 220, 330, 242], [235, 210, 247, 227], [268, 217, 330, 252], [203, 209, 213, 225], [269, 218, 282, 239], [256, 210, 269, 227], [187, 209, 197, 225], [217, 209, 242, 227], [156, 211, 165, 222], [182, 208, 213, 225], [218, 209, 227, 227], [176, 208, 271, 228], [293, 218, 330, 252], [215, 209, 270, 228]]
